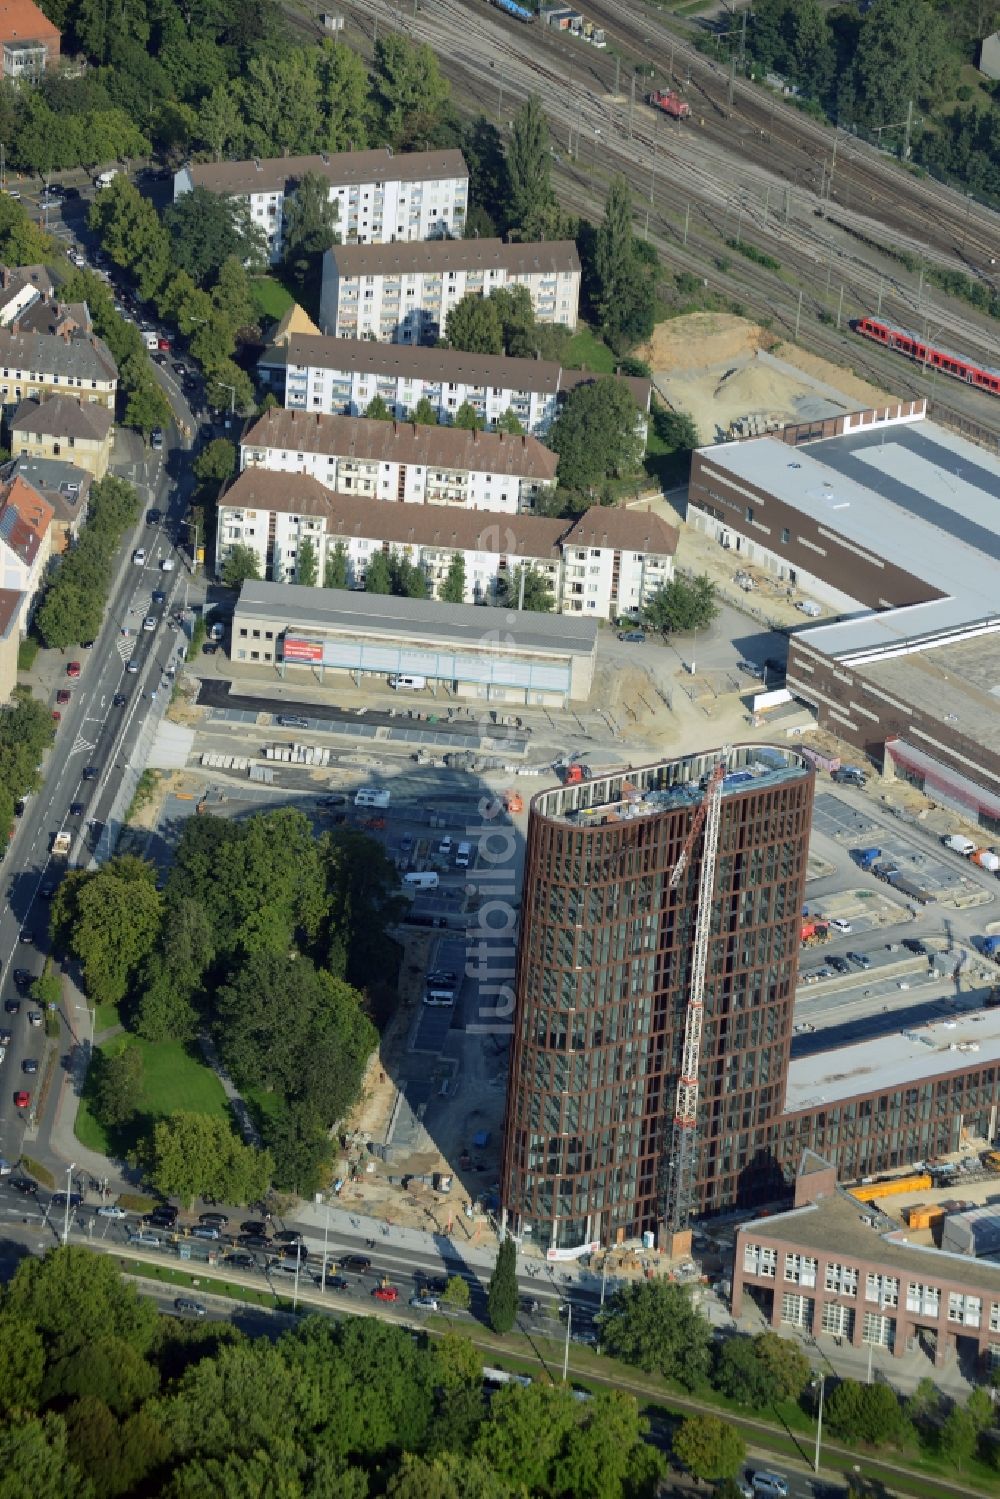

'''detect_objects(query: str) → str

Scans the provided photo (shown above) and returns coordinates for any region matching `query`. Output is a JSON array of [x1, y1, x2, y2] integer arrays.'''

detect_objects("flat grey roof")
[[702, 420, 1000, 655], [235, 579, 598, 657], [784, 1006, 1000, 1114]]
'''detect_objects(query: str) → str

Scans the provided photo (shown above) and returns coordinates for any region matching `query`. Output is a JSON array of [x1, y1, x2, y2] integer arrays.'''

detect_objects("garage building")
[[232, 579, 597, 705]]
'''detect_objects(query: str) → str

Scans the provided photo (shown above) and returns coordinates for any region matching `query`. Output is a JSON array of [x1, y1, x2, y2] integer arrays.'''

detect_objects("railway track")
[[291, 0, 1000, 437]]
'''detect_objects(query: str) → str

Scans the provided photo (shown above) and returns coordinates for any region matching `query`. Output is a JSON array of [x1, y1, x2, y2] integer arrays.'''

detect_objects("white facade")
[[216, 473, 676, 621], [173, 150, 468, 264], [280, 336, 561, 435], [320, 239, 581, 343]]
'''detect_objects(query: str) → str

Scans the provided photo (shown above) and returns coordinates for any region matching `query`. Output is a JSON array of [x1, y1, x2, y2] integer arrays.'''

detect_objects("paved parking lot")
[[412, 938, 467, 1055], [811, 792, 988, 905]]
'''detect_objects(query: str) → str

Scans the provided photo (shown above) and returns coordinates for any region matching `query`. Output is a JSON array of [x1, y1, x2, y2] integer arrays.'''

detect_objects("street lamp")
[[813, 1371, 825, 1473], [216, 380, 236, 418], [590, 128, 601, 192], [62, 1162, 76, 1247]]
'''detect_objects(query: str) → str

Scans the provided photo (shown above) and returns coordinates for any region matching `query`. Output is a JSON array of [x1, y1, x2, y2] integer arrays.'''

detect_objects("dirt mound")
[[637, 313, 770, 374]]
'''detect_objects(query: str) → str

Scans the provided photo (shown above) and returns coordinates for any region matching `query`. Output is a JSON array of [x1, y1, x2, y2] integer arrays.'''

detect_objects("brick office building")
[[500, 745, 814, 1251], [734, 1153, 1000, 1369]]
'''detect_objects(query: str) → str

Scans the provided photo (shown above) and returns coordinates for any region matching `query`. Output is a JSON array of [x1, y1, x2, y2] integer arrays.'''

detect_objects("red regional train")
[[853, 316, 1000, 397]]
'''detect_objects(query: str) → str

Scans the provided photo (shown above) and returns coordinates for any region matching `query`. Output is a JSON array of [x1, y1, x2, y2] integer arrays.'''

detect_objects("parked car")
[[846, 951, 871, 970], [199, 1211, 229, 1227], [4, 1000, 20, 1015], [341, 1254, 372, 1273], [21, 1059, 37, 1074], [224, 1252, 258, 1270], [318, 1274, 351, 1291], [173, 1298, 207, 1316], [66, 660, 81, 678], [617, 630, 645, 643], [373, 1285, 399, 1302], [9, 1176, 37, 1195], [409, 1294, 439, 1310], [96, 1205, 128, 1219], [51, 1191, 82, 1208], [56, 689, 71, 705], [828, 955, 850, 974]]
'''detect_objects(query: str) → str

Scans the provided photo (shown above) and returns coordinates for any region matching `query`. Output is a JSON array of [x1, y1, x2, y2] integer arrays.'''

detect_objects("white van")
[[455, 841, 473, 868], [143, 329, 159, 351], [827, 917, 852, 934], [355, 787, 390, 809], [95, 167, 119, 188], [943, 834, 976, 856], [404, 871, 439, 890], [388, 674, 427, 691]]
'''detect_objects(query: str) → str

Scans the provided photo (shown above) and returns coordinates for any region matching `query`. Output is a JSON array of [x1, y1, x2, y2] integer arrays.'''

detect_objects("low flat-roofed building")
[[267, 332, 651, 439], [688, 403, 1000, 830], [320, 238, 581, 342], [733, 1153, 1000, 1371], [240, 406, 558, 514], [174, 148, 468, 263], [232, 578, 597, 705], [216, 468, 675, 618]]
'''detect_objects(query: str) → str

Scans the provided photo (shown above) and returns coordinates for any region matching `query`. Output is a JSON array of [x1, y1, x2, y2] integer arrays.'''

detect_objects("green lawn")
[[563, 324, 617, 373], [93, 1000, 121, 1036], [251, 275, 295, 322], [76, 1036, 229, 1156]]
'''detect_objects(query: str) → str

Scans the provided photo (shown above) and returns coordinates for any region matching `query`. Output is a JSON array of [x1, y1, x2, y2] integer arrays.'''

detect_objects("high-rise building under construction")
[[500, 745, 814, 1251]]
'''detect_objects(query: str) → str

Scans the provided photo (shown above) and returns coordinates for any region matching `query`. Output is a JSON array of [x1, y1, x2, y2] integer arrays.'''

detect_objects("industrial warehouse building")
[[687, 401, 1000, 832], [257, 332, 651, 439], [319, 238, 581, 343], [216, 469, 677, 619], [232, 579, 598, 705], [240, 407, 558, 514], [173, 148, 469, 262]]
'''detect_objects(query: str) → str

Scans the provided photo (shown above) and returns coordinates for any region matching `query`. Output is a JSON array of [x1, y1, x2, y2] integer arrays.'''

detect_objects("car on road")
[[66, 660, 81, 678], [0, 1029, 11, 1044], [27, 1011, 42, 1027], [172, 361, 186, 378], [40, 882, 56, 898], [69, 801, 84, 816], [173, 1298, 206, 1317], [133, 548, 146, 565], [125, 659, 139, 672], [237, 1234, 272, 1251], [147, 508, 161, 524], [373, 1284, 399, 1302], [274, 1229, 303, 1245], [199, 1211, 229, 1226], [202, 642, 217, 655], [4, 1000, 20, 1016], [146, 1205, 178, 1227], [0, 1158, 10, 1176], [152, 351, 166, 365], [157, 337, 170, 351], [617, 630, 645, 643], [409, 1294, 439, 1310], [143, 615, 156, 632], [277, 715, 308, 729], [341, 1254, 372, 1273], [846, 950, 871, 970], [14, 1091, 31, 1108], [112, 692, 127, 706], [51, 709, 61, 722], [903, 938, 928, 955], [9, 1176, 37, 1194], [56, 689, 71, 705], [96, 1205, 128, 1219], [17, 931, 34, 944], [0, 1046, 7, 1064], [150, 428, 164, 450], [240, 1220, 269, 1236], [51, 1191, 83, 1208], [827, 955, 851, 974], [224, 1252, 258, 1270], [161, 556, 175, 571], [318, 1274, 351, 1291], [21, 1059, 37, 1074], [13, 969, 31, 990], [82, 766, 98, 781], [152, 590, 165, 604]]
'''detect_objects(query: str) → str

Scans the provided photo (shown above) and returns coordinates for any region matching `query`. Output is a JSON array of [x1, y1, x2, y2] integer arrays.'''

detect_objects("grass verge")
[[20, 1155, 54, 1189], [563, 324, 616, 373]]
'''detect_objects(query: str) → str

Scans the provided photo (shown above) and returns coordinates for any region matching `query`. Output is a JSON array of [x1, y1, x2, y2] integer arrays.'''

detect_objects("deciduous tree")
[[50, 856, 162, 1007], [146, 1111, 274, 1207], [825, 1378, 904, 1446], [282, 171, 339, 289], [549, 378, 643, 491], [452, 400, 482, 431], [364, 395, 393, 421], [441, 1275, 471, 1311], [598, 1280, 713, 1389], [364, 549, 392, 594], [672, 1414, 745, 1481], [221, 544, 261, 589], [643, 574, 718, 634], [411, 395, 438, 425], [92, 1041, 144, 1130], [296, 538, 319, 589], [324, 541, 349, 589], [440, 552, 466, 604], [445, 293, 503, 355], [493, 565, 553, 613], [372, 35, 450, 148], [506, 95, 555, 241], [193, 439, 236, 484]]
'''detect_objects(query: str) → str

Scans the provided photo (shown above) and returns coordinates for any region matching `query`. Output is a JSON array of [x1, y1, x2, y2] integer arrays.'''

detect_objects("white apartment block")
[[262, 333, 653, 440], [240, 407, 558, 515], [173, 149, 468, 263], [215, 469, 677, 620], [319, 238, 581, 343]]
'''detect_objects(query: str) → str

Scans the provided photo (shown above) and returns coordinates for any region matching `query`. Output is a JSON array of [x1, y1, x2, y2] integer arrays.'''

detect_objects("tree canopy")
[[598, 1280, 713, 1389], [548, 379, 644, 492], [643, 573, 718, 634]]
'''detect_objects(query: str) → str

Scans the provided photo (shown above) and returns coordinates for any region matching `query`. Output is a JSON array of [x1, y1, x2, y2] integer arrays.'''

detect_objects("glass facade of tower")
[[500, 746, 814, 1251]]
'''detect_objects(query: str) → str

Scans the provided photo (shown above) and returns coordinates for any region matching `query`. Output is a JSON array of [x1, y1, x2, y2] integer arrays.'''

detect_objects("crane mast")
[[662, 759, 726, 1247]]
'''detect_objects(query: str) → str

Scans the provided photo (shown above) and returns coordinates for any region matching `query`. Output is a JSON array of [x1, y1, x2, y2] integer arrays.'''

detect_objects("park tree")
[[0, 1315, 44, 1416], [324, 541, 349, 589], [598, 1280, 713, 1389], [146, 1112, 274, 1207], [296, 538, 319, 589], [371, 35, 450, 148], [445, 293, 504, 355], [0, 1412, 93, 1499], [452, 400, 483, 431], [852, 0, 955, 128], [205, 360, 255, 416], [164, 185, 267, 284], [506, 95, 555, 241], [365, 395, 393, 421], [221, 544, 261, 589], [282, 172, 339, 288], [124, 374, 173, 437], [364, 549, 392, 594], [549, 378, 643, 491], [825, 1378, 904, 1447], [592, 176, 656, 350], [713, 1336, 774, 1409], [212, 255, 255, 334], [494, 565, 553, 613], [410, 395, 438, 425], [752, 1331, 812, 1402], [316, 40, 372, 153], [440, 552, 466, 604], [487, 1237, 518, 1334], [672, 1414, 745, 1482], [4, 1246, 158, 1361], [92, 1042, 144, 1130], [441, 1275, 471, 1311], [49, 856, 162, 1007], [643, 573, 718, 634], [193, 439, 236, 484], [939, 1405, 977, 1469]]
